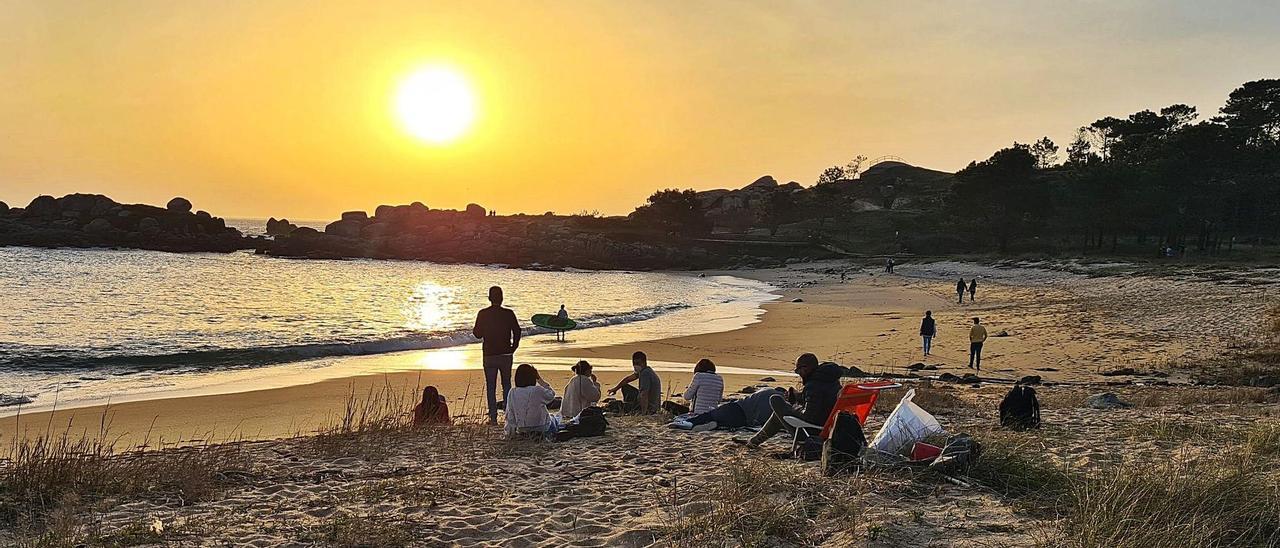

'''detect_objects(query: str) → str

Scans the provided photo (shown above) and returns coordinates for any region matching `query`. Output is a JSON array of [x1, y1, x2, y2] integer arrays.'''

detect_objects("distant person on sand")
[[920, 311, 937, 357], [505, 363, 558, 438], [473, 285, 522, 425], [672, 386, 785, 432], [412, 386, 451, 426], [886, 257, 895, 273], [607, 351, 662, 415], [968, 278, 977, 302], [956, 278, 966, 304], [561, 360, 601, 420], [682, 359, 725, 416], [741, 354, 841, 448], [969, 317, 988, 370]]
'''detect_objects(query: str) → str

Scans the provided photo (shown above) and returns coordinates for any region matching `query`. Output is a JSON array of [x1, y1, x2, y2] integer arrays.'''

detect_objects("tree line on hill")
[[632, 78, 1280, 256]]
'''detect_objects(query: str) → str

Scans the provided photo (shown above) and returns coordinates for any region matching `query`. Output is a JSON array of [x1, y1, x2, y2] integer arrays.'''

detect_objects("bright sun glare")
[[395, 66, 476, 144]]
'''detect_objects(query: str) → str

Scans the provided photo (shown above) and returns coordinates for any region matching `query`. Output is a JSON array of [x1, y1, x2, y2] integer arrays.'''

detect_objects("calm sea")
[[0, 224, 775, 409]]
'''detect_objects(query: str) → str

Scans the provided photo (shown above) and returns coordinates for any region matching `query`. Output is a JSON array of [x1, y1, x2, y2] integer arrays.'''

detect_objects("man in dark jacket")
[[744, 354, 842, 448], [473, 286, 521, 425]]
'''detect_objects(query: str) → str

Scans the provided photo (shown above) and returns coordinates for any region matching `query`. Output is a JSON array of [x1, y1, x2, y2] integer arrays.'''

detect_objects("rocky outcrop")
[[256, 202, 813, 269], [0, 194, 250, 252], [265, 218, 298, 236]]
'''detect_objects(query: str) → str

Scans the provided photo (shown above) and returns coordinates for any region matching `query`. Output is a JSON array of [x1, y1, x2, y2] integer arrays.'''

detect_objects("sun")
[[394, 66, 476, 144]]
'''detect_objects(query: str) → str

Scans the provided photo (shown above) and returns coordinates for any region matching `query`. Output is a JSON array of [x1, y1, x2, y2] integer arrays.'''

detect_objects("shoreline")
[[5, 258, 1269, 448]]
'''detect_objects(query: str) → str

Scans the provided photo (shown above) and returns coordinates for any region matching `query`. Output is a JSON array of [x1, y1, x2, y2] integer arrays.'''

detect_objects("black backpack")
[[999, 385, 1040, 430], [557, 407, 609, 441], [821, 411, 867, 476]]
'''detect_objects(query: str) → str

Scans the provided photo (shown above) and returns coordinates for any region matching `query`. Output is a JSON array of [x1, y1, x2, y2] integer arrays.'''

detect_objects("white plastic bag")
[[868, 389, 944, 455]]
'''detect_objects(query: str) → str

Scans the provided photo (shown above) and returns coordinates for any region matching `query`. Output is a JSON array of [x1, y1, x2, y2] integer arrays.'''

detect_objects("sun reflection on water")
[[404, 281, 458, 331]]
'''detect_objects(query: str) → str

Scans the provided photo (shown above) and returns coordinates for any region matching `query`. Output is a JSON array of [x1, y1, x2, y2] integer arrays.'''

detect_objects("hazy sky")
[[2, 1, 1278, 219]]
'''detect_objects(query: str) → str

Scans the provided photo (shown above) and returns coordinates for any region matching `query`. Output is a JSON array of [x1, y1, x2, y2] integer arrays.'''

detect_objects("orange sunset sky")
[[2, 1, 1279, 220]]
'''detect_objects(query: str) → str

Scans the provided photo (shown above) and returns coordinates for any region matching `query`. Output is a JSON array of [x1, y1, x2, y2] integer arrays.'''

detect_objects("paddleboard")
[[531, 314, 576, 330]]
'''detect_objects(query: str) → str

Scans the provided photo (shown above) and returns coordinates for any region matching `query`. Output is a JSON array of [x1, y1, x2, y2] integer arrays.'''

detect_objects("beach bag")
[[557, 407, 608, 441], [998, 385, 1040, 430], [868, 389, 943, 455], [795, 435, 824, 461], [821, 411, 867, 476], [928, 434, 981, 474]]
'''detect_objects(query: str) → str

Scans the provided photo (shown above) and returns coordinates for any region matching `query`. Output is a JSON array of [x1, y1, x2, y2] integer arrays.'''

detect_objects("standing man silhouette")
[[969, 317, 988, 370], [968, 278, 978, 302], [473, 286, 522, 425], [956, 278, 966, 304]]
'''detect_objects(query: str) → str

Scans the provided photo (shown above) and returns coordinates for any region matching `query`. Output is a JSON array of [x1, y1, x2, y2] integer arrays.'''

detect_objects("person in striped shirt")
[[682, 358, 725, 416]]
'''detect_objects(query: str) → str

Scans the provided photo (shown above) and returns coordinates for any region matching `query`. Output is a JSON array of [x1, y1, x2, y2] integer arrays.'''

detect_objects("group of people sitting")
[[408, 284, 847, 447], [410, 350, 846, 450]]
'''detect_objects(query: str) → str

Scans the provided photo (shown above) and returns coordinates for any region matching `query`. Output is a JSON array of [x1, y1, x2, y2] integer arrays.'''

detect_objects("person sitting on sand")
[[969, 317, 988, 371], [607, 351, 662, 415], [956, 278, 966, 304], [920, 311, 937, 357], [412, 385, 451, 426], [671, 386, 785, 432], [682, 358, 725, 416], [741, 354, 842, 448], [506, 363, 558, 438], [561, 360, 601, 420]]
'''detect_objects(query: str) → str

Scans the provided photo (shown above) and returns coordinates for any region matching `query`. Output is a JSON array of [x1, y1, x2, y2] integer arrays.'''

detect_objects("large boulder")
[[167, 197, 193, 213], [0, 201, 8, 215], [341, 211, 368, 222], [360, 222, 394, 239], [83, 218, 114, 234], [25, 195, 59, 217], [325, 219, 364, 238], [137, 217, 160, 236], [743, 175, 778, 191], [265, 217, 297, 236], [195, 210, 212, 220], [465, 203, 486, 218]]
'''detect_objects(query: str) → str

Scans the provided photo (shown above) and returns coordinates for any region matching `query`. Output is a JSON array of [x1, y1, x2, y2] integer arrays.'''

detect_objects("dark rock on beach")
[[1101, 367, 1138, 377], [1018, 375, 1042, 385], [1085, 392, 1133, 409], [0, 194, 249, 253]]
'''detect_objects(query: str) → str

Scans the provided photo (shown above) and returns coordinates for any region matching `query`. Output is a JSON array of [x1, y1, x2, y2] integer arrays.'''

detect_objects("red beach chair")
[[783, 380, 902, 447]]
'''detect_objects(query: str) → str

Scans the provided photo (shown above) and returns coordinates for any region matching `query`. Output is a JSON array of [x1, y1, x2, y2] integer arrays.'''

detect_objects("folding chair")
[[783, 380, 902, 449]]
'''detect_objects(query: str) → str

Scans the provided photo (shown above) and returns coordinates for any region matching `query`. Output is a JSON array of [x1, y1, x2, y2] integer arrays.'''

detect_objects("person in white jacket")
[[682, 359, 725, 416], [505, 363, 558, 438], [561, 360, 601, 420]]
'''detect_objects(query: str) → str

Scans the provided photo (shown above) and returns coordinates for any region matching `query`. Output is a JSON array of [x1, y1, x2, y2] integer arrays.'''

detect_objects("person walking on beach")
[[473, 286, 522, 425], [607, 351, 662, 415], [968, 278, 978, 302], [969, 317, 988, 370], [741, 354, 841, 448], [561, 360, 601, 420], [956, 278, 966, 304], [920, 311, 937, 358]]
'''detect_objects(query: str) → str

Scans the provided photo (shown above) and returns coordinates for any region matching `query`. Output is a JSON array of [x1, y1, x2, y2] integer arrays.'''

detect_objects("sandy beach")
[[5, 259, 1279, 546]]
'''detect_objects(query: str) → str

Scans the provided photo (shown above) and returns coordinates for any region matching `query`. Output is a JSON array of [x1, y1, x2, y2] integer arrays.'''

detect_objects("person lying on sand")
[[412, 386, 451, 426], [561, 360, 601, 420], [505, 364, 559, 438], [739, 354, 842, 448], [606, 351, 662, 415], [671, 386, 785, 432], [682, 358, 725, 416]]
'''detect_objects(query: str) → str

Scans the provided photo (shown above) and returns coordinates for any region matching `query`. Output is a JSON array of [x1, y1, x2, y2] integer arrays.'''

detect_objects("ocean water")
[[0, 245, 775, 410]]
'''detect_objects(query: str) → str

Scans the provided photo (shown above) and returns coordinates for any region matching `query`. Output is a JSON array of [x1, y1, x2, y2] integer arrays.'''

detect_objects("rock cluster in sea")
[[0, 194, 250, 252], [255, 201, 736, 270]]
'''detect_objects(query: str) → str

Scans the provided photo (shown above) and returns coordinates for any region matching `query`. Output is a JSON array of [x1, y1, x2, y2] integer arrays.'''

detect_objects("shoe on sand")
[[669, 420, 694, 430], [690, 421, 717, 433]]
